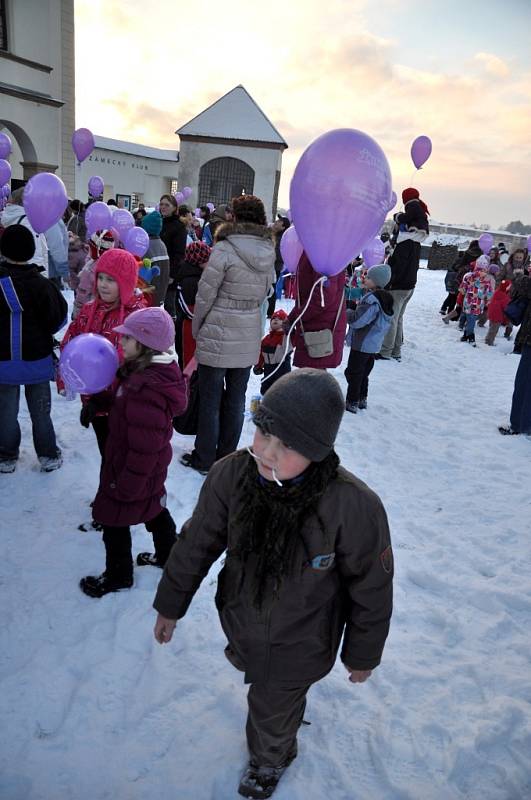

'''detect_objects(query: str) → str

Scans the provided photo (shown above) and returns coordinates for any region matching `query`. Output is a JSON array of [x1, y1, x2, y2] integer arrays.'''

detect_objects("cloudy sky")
[[75, 0, 531, 228]]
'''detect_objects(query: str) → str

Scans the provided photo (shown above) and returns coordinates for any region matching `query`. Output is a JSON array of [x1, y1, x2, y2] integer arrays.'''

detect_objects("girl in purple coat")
[[81, 307, 187, 598]]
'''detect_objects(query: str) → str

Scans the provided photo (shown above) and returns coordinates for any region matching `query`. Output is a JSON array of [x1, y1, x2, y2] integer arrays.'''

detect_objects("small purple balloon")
[[526, 235, 531, 252], [174, 191, 185, 205], [362, 238, 386, 268], [88, 175, 104, 198], [0, 133, 12, 160], [2, 183, 10, 198], [280, 226, 303, 272], [290, 128, 393, 277], [124, 226, 149, 257], [85, 201, 113, 235], [72, 128, 95, 164], [207, 202, 215, 212], [181, 186, 192, 200], [112, 208, 135, 241], [194, 207, 201, 218], [388, 191, 398, 211], [23, 172, 68, 234], [411, 136, 432, 170], [0, 159, 11, 186], [478, 233, 494, 254], [59, 333, 119, 395]]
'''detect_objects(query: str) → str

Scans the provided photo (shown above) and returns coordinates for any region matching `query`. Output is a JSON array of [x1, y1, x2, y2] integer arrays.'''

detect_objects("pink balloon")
[[181, 187, 192, 199], [0, 133, 12, 160], [88, 175, 104, 198], [280, 225, 303, 272], [23, 173, 68, 234], [0, 159, 11, 186], [72, 128, 95, 164], [174, 191, 184, 205], [362, 238, 386, 267], [124, 226, 149, 257], [112, 208, 135, 241], [478, 233, 494, 254], [290, 129, 392, 277], [411, 136, 432, 170], [59, 334, 119, 394], [85, 201, 113, 235]]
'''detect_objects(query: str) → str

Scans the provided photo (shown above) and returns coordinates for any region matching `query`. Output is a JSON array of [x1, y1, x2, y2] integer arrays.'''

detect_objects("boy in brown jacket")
[[153, 369, 393, 798]]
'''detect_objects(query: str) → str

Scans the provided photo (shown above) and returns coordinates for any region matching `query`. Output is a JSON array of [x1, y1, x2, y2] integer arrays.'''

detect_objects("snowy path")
[[1, 269, 530, 800]]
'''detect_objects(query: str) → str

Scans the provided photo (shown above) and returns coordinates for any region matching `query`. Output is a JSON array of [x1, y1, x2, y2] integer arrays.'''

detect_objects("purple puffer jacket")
[[287, 253, 347, 368], [92, 361, 187, 527]]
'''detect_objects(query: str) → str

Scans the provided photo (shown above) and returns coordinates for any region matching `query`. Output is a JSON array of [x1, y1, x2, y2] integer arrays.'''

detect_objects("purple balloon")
[[59, 333, 119, 395], [112, 208, 135, 241], [286, 209, 292, 222], [411, 136, 432, 170], [194, 207, 201, 218], [207, 202, 215, 212], [388, 191, 398, 211], [174, 191, 184, 205], [124, 226, 149, 257], [280, 226, 303, 272], [362, 238, 386, 268], [85, 201, 113, 235], [0, 159, 11, 186], [526, 235, 531, 252], [72, 128, 95, 164], [478, 233, 494, 254], [88, 175, 104, 198], [23, 172, 68, 234], [2, 183, 10, 197], [0, 133, 12, 160], [181, 186, 192, 200], [290, 129, 392, 277]]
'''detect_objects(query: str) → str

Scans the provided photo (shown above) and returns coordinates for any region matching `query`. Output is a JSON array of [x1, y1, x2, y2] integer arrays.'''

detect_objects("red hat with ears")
[[271, 309, 288, 320], [402, 187, 419, 204]]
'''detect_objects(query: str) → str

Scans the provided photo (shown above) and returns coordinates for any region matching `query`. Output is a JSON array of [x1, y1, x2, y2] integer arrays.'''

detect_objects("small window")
[[0, 0, 8, 51], [170, 179, 178, 196]]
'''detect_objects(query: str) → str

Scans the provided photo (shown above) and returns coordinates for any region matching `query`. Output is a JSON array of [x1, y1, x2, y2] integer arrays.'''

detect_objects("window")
[[170, 179, 178, 196], [131, 192, 141, 210], [0, 1, 7, 51], [198, 157, 255, 208]]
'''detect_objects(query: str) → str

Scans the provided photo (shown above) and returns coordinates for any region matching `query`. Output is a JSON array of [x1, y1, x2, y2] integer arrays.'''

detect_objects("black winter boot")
[[79, 571, 133, 598], [238, 757, 294, 799], [460, 332, 469, 342]]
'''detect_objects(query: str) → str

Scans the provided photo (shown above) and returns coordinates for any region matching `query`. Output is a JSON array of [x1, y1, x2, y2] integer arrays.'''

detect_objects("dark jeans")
[[441, 292, 458, 313], [103, 508, 177, 578], [260, 359, 291, 396], [246, 682, 310, 767], [510, 344, 531, 434], [465, 313, 479, 336], [0, 382, 59, 462], [193, 364, 251, 469], [92, 416, 109, 460], [344, 350, 375, 403]]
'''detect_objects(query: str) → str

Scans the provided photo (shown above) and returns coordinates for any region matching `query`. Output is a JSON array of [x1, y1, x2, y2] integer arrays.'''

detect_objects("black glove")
[[79, 400, 97, 428], [253, 366, 264, 375]]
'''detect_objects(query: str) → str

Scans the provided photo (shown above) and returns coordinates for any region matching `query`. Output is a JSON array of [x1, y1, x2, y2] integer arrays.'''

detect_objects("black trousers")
[[92, 416, 109, 460], [246, 683, 311, 768], [441, 292, 458, 313], [102, 508, 177, 578], [344, 350, 375, 403]]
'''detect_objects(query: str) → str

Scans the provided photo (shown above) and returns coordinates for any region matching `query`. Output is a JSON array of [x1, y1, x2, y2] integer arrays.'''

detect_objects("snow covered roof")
[[94, 135, 179, 162], [176, 85, 287, 148]]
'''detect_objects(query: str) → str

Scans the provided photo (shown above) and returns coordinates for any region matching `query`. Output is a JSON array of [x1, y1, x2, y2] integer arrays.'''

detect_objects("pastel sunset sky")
[[75, 0, 531, 228]]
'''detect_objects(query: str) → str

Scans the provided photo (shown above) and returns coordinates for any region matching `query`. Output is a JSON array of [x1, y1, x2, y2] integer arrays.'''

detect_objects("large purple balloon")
[[23, 173, 68, 234], [0, 159, 11, 186], [181, 186, 192, 200], [59, 334, 119, 394], [85, 201, 113, 235], [388, 191, 398, 211], [0, 133, 12, 160], [174, 191, 184, 205], [478, 233, 494, 254], [2, 183, 10, 197], [411, 136, 432, 170], [72, 128, 95, 164], [112, 208, 135, 241], [362, 238, 386, 268], [280, 225, 303, 272], [289, 129, 392, 277], [88, 175, 104, 198], [124, 226, 149, 257], [206, 202, 215, 212]]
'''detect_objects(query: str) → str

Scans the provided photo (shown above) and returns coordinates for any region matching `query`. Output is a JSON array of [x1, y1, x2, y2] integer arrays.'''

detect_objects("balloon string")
[[246, 446, 282, 486], [259, 275, 327, 387]]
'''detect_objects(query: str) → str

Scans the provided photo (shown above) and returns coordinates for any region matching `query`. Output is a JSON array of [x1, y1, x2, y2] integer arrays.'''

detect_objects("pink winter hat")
[[474, 255, 490, 271], [95, 248, 138, 305], [114, 307, 175, 352]]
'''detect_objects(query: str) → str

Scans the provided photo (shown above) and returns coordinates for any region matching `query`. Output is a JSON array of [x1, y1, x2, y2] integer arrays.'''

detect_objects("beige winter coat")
[[192, 223, 275, 368]]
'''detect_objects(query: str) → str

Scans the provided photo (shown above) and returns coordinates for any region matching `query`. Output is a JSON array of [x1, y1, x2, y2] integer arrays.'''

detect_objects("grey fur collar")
[[216, 222, 272, 241]]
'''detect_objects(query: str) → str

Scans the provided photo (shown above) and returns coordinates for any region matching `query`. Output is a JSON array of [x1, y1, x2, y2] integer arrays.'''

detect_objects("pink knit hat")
[[114, 307, 175, 352], [474, 255, 490, 271], [94, 249, 138, 305]]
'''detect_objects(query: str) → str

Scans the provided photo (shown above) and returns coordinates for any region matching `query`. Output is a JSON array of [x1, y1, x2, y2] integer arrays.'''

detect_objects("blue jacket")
[[345, 290, 394, 353]]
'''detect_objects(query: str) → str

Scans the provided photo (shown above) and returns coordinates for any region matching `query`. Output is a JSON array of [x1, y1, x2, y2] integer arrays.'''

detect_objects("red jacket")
[[92, 361, 187, 527], [487, 281, 511, 324], [287, 253, 347, 369]]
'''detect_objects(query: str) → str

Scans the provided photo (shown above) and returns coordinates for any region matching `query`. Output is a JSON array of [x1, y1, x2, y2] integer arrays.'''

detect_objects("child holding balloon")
[[59, 248, 147, 460], [80, 307, 187, 598]]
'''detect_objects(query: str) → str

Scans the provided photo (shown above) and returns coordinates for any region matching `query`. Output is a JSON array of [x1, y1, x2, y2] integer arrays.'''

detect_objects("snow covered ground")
[[1, 269, 530, 800]]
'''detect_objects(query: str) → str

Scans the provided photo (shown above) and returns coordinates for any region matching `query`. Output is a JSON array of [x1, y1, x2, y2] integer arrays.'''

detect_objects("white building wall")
[[177, 140, 283, 222]]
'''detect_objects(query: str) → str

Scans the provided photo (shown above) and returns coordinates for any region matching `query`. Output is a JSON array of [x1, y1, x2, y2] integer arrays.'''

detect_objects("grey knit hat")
[[367, 263, 391, 289], [253, 368, 345, 461]]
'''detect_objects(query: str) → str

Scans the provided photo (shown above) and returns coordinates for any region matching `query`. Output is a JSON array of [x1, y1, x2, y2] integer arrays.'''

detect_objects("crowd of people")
[[0, 179, 529, 798]]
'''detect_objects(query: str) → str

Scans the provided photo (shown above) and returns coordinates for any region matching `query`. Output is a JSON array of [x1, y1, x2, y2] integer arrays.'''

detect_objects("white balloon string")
[[259, 275, 327, 387], [246, 447, 282, 486]]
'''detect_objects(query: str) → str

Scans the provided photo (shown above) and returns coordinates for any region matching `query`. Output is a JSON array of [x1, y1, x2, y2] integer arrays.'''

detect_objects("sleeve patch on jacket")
[[380, 546, 393, 574]]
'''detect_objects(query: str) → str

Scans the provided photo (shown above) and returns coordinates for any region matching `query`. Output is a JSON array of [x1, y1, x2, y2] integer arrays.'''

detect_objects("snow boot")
[[469, 333, 476, 346], [358, 397, 368, 410], [136, 552, 164, 568], [79, 571, 133, 598], [238, 759, 293, 799], [78, 519, 104, 532], [39, 453, 63, 472], [498, 425, 519, 436], [460, 332, 469, 342], [345, 401, 358, 414], [0, 460, 17, 474]]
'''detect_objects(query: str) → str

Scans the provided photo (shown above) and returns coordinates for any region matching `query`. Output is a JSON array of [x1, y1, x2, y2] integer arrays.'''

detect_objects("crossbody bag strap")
[[298, 278, 344, 335]]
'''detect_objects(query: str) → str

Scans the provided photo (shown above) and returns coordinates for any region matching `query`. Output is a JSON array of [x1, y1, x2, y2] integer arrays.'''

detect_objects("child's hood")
[[367, 289, 394, 318]]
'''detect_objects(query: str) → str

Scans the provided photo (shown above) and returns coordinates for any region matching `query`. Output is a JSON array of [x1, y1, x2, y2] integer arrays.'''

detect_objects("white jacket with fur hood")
[[192, 223, 275, 368]]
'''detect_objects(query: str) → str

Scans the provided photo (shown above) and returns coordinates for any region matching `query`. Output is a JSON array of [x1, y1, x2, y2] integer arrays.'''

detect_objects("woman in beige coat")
[[181, 195, 275, 473]]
